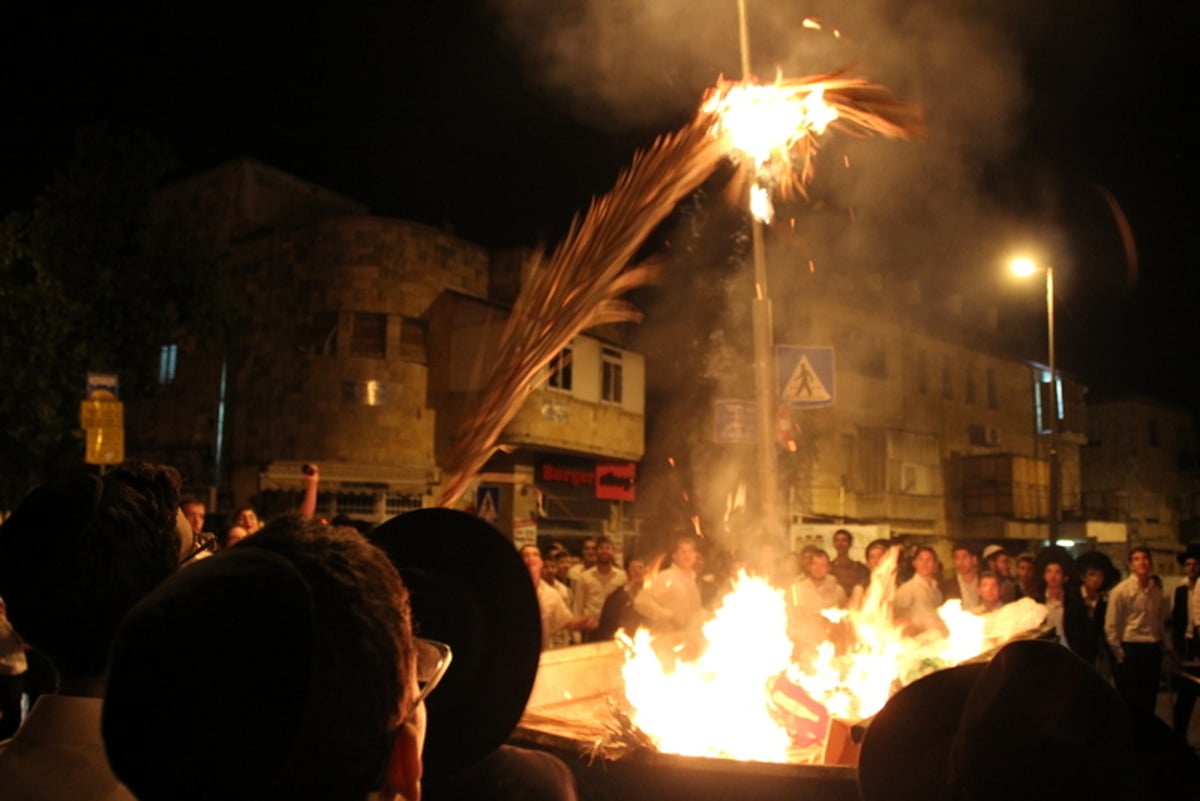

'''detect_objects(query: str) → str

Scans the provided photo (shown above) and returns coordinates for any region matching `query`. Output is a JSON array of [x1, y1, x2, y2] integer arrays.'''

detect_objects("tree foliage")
[[0, 124, 224, 504]]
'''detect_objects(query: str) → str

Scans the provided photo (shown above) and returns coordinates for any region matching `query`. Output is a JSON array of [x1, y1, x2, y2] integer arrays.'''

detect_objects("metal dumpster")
[[511, 641, 859, 801]]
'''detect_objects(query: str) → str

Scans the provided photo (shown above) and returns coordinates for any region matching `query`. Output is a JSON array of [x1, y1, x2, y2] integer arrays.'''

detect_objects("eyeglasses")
[[403, 637, 452, 724], [179, 530, 217, 566]]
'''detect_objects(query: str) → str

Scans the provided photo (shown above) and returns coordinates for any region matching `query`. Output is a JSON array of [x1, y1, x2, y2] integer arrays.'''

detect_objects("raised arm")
[[298, 464, 320, 520]]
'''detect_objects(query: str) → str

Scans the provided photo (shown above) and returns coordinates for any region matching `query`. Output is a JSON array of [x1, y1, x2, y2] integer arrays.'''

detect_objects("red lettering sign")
[[595, 462, 636, 502], [540, 464, 595, 487]]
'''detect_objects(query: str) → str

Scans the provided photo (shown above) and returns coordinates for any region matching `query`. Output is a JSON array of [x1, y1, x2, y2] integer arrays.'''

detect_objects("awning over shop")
[[258, 460, 438, 493]]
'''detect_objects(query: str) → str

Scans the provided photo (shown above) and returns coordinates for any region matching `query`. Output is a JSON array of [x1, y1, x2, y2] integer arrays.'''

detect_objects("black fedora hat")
[[858, 639, 1199, 801], [1176, 543, 1200, 565], [1074, 550, 1121, 591], [369, 508, 541, 777], [1032, 544, 1075, 584]]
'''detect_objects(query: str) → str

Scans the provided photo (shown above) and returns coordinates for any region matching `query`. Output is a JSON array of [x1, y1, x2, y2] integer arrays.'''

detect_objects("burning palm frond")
[[436, 115, 727, 507], [436, 73, 922, 507], [704, 72, 925, 215]]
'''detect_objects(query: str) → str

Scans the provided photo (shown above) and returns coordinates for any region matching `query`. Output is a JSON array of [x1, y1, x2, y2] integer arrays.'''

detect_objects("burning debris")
[[702, 73, 924, 222], [522, 546, 1048, 767]]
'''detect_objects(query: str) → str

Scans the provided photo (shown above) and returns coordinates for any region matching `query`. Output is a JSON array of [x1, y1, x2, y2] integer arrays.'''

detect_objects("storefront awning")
[[258, 460, 438, 492]]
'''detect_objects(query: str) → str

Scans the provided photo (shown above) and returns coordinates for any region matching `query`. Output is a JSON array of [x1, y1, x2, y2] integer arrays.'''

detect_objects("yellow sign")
[[86, 372, 120, 400], [80, 400, 124, 429], [85, 428, 125, 465]]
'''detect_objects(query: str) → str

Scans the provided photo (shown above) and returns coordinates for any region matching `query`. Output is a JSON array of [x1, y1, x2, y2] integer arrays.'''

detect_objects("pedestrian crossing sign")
[[475, 485, 500, 524], [777, 346, 835, 408]]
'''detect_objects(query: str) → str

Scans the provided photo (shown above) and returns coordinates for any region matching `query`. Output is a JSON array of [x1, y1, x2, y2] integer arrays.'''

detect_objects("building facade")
[[131, 159, 645, 546], [689, 267, 1089, 561], [1079, 396, 1200, 572]]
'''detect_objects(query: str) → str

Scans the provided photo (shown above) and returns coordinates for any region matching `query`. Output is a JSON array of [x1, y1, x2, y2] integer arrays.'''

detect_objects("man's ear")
[[382, 720, 423, 801]]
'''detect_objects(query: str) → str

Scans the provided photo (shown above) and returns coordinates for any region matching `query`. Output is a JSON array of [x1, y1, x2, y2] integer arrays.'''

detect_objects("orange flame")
[[704, 78, 838, 169], [703, 77, 837, 222], [700, 73, 923, 223], [620, 546, 1046, 762]]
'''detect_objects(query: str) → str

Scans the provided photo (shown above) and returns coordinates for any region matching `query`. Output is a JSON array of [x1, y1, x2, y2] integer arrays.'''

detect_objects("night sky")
[[3, 1, 1197, 416]]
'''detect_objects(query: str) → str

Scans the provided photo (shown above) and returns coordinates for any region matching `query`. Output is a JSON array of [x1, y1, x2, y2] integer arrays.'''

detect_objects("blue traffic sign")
[[776, 346, 835, 408]]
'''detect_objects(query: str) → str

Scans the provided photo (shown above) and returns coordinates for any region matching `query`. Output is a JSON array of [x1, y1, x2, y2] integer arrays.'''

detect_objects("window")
[[855, 427, 887, 493], [941, 356, 953, 400], [157, 344, 178, 385], [986, 367, 998, 409], [1035, 371, 1058, 433], [385, 493, 424, 516], [306, 312, 339, 355], [342, 380, 387, 406], [601, 348, 623, 404], [548, 348, 573, 391], [351, 313, 387, 359], [916, 349, 929, 395], [965, 363, 977, 405]]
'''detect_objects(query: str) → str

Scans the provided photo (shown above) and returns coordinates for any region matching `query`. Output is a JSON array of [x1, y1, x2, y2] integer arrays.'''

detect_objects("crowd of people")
[[1, 461, 1196, 800], [525, 528, 1200, 747], [0, 461, 579, 801]]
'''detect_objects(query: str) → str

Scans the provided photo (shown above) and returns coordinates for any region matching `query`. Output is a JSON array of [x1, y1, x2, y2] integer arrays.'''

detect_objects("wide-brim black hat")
[[1032, 544, 1075, 583], [1177, 543, 1200, 565], [369, 508, 541, 777], [858, 639, 1198, 801], [1074, 550, 1122, 591]]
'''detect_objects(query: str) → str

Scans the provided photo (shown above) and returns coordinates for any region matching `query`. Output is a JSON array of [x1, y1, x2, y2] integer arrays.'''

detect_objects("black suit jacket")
[[1172, 583, 1194, 653], [1061, 589, 1105, 664]]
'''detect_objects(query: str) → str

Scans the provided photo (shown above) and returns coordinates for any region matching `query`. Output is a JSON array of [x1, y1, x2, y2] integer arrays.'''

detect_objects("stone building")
[[131, 159, 645, 546], [1079, 396, 1200, 573], [691, 267, 1089, 560]]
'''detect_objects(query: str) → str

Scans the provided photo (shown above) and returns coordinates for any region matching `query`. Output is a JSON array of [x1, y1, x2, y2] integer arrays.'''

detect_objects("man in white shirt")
[[1105, 546, 1172, 713], [573, 536, 627, 643], [566, 537, 598, 584], [521, 546, 593, 649], [787, 549, 847, 659], [894, 546, 946, 636], [633, 534, 700, 642]]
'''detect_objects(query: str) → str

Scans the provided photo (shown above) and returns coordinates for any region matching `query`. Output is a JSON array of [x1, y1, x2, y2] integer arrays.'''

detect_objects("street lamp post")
[[738, 0, 781, 545], [1010, 257, 1060, 530]]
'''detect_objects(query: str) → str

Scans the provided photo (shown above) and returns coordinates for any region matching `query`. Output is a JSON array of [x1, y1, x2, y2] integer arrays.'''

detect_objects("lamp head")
[[1009, 257, 1038, 277]]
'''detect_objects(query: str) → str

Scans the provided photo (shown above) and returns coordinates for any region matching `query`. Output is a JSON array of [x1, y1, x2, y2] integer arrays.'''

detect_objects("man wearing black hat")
[[103, 516, 429, 801], [370, 508, 578, 801], [1171, 543, 1200, 737], [0, 462, 192, 801], [858, 638, 1200, 801]]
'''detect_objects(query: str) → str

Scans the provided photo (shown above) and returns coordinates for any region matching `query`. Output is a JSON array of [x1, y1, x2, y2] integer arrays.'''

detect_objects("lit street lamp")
[[1010, 257, 1060, 529]]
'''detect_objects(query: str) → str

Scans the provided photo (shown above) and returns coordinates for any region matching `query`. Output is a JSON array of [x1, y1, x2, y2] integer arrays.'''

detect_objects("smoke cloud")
[[485, 0, 1126, 539]]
